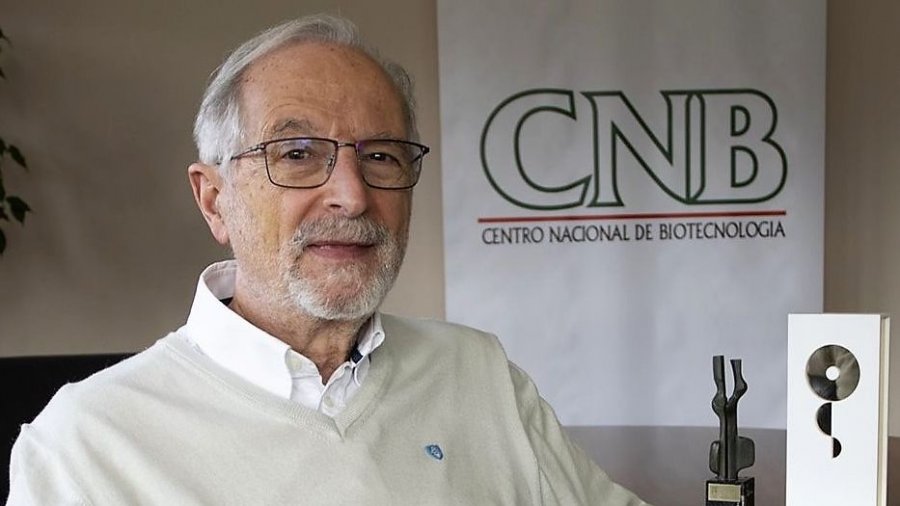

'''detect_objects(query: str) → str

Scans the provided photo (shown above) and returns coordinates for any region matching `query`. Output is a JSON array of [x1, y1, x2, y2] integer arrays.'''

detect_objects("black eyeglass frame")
[[227, 136, 430, 190]]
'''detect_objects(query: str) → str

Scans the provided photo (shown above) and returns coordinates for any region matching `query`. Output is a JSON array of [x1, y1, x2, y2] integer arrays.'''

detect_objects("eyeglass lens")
[[264, 138, 424, 189]]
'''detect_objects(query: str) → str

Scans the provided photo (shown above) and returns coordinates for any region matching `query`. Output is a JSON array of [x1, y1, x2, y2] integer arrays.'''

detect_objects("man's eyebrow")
[[367, 131, 401, 140], [270, 119, 316, 136], [268, 121, 403, 141]]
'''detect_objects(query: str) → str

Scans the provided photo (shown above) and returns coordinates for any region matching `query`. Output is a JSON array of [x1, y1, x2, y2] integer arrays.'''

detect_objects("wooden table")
[[566, 426, 900, 506], [566, 426, 783, 506]]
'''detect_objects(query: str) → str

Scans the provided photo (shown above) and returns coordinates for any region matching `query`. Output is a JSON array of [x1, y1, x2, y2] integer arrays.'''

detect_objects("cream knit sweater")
[[7, 315, 649, 506]]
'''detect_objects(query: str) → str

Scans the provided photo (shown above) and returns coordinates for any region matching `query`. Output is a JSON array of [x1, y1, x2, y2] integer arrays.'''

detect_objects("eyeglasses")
[[229, 137, 430, 190]]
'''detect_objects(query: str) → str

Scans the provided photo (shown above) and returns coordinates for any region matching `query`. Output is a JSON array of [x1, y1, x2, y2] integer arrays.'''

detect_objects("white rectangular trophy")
[[786, 313, 892, 506]]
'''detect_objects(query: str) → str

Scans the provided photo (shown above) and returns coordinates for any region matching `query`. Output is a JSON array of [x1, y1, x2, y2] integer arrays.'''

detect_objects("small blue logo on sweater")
[[425, 444, 444, 460]]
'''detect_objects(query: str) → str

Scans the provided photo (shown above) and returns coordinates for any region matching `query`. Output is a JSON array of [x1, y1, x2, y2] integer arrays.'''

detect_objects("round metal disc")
[[805, 344, 860, 401]]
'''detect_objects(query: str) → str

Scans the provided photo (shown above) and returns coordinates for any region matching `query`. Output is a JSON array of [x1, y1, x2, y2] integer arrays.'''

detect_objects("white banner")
[[438, 0, 825, 428]]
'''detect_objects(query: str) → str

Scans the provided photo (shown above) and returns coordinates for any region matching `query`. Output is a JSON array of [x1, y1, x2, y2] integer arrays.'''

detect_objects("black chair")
[[0, 353, 132, 499]]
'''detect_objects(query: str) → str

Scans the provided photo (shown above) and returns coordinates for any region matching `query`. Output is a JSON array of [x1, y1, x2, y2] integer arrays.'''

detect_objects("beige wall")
[[825, 1, 900, 433], [824, 4, 900, 319], [1, 1, 898, 426]]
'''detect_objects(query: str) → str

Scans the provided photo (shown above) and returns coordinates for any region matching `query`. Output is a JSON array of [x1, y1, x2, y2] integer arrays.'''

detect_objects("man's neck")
[[228, 290, 368, 383]]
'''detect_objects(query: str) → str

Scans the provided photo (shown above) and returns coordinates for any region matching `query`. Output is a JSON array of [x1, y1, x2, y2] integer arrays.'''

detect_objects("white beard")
[[223, 182, 408, 323], [281, 215, 406, 321]]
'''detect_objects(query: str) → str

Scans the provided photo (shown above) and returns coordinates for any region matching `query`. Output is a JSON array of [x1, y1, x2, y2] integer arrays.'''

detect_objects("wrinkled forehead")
[[237, 42, 407, 138]]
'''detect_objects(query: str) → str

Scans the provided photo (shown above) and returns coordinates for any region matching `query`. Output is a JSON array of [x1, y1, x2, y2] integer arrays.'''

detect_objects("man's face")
[[220, 42, 412, 321]]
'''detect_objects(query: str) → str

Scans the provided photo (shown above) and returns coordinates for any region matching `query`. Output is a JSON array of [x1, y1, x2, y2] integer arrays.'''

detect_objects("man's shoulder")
[[377, 313, 514, 380], [380, 313, 504, 351], [28, 336, 182, 431]]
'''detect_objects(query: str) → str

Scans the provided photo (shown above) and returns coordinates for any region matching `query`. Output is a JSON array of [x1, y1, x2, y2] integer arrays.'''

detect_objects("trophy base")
[[706, 477, 754, 506]]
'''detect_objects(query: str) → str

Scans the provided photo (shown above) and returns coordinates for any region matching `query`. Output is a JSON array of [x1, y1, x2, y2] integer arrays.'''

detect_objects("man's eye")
[[284, 149, 312, 161], [364, 152, 402, 165]]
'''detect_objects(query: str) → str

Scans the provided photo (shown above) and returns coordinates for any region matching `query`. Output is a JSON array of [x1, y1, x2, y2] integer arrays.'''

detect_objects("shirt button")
[[286, 353, 302, 370]]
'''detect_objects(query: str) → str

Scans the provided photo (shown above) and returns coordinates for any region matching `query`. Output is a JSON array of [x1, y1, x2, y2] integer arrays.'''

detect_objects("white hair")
[[192, 14, 418, 171]]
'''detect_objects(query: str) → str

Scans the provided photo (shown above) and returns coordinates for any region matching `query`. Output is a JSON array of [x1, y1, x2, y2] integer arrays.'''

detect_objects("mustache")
[[289, 216, 389, 249]]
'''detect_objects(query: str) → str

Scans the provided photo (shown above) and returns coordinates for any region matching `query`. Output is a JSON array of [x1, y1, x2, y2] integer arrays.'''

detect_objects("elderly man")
[[7, 15, 649, 506]]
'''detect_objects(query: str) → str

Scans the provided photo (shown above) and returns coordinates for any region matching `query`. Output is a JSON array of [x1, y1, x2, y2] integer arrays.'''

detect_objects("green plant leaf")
[[0, 67, 5, 80], [7, 196, 30, 223], [0, 204, 8, 221], [0, 177, 6, 200], [8, 145, 27, 169], [0, 227, 6, 255], [0, 137, 6, 154]]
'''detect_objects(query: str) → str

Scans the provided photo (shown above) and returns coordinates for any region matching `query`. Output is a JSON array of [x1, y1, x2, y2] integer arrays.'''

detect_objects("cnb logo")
[[480, 88, 787, 211]]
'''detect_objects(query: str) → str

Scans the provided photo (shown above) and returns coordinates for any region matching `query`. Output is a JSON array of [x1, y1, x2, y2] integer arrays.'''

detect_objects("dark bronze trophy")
[[707, 356, 755, 506]]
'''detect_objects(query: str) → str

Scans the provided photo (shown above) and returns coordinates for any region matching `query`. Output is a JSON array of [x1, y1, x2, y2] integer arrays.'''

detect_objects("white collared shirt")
[[177, 260, 385, 417]]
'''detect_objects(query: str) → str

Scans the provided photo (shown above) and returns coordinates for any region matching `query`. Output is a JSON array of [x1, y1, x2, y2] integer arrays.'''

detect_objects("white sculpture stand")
[[787, 314, 892, 506]]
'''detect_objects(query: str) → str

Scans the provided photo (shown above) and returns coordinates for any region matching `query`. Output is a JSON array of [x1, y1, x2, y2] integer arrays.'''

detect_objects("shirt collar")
[[178, 260, 385, 399]]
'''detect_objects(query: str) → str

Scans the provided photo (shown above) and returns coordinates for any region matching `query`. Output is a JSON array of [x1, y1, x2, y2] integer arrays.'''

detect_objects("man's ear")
[[188, 162, 230, 246]]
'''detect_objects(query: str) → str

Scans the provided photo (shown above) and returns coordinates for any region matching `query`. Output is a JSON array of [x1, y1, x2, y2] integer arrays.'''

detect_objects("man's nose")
[[321, 145, 369, 217]]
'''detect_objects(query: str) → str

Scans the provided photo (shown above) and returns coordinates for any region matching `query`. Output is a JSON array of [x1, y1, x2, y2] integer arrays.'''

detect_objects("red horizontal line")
[[477, 210, 787, 224]]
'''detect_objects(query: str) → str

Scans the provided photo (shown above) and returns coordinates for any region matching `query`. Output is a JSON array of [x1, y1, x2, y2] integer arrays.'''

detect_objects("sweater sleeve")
[[508, 362, 652, 506], [6, 425, 90, 506]]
